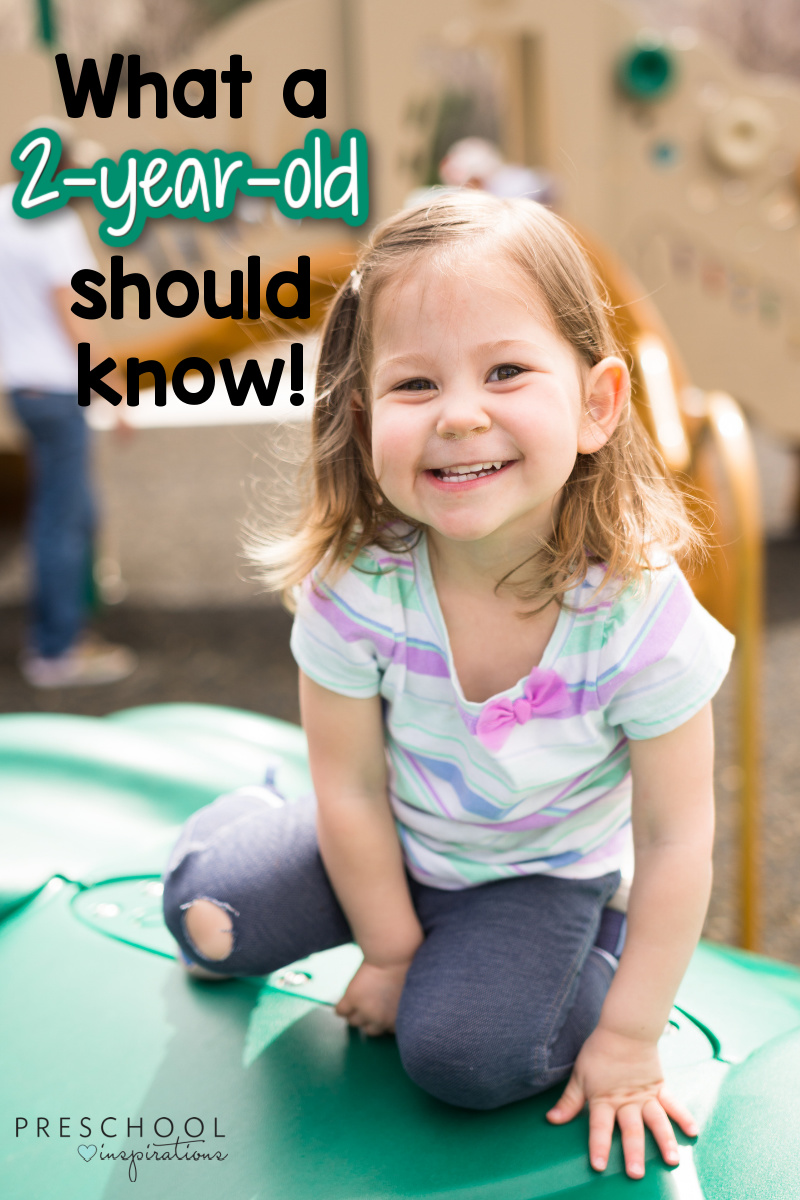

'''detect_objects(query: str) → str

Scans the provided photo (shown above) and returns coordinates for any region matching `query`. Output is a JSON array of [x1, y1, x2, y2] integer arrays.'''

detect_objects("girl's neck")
[[424, 524, 564, 702], [425, 524, 550, 600]]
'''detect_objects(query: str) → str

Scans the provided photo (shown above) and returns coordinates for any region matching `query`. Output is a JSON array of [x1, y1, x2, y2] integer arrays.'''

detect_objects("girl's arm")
[[299, 670, 425, 1034], [547, 702, 715, 1178]]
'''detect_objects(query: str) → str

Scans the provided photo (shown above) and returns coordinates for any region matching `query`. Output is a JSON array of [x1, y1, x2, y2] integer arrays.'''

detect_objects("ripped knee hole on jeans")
[[180, 898, 237, 962]]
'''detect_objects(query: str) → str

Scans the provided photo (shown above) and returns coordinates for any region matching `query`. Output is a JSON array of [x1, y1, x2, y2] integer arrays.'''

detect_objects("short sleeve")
[[290, 554, 395, 698], [598, 561, 735, 739]]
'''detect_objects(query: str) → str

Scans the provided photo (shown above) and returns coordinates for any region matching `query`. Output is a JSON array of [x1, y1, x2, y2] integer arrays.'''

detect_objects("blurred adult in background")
[[438, 137, 559, 206], [405, 137, 560, 212], [0, 121, 136, 688]]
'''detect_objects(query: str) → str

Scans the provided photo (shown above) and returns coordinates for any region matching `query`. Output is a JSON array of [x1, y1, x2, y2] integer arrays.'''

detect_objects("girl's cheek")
[[371, 411, 418, 480]]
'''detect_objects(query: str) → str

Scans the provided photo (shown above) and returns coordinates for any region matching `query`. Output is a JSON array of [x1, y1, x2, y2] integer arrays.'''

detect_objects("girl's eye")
[[488, 364, 526, 382], [395, 378, 434, 392]]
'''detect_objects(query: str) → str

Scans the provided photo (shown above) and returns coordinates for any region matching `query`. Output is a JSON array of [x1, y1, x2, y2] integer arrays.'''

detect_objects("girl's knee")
[[396, 1009, 529, 1111], [399, 1030, 563, 1109], [180, 898, 235, 963], [160, 791, 252, 963]]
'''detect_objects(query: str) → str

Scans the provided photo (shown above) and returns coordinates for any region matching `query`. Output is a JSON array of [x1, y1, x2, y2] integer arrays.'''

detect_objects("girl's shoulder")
[[298, 525, 420, 616], [576, 554, 734, 673], [577, 558, 735, 739], [572, 555, 701, 647], [290, 526, 423, 695]]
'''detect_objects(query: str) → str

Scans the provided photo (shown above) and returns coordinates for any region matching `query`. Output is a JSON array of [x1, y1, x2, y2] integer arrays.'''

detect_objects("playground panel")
[[352, 0, 800, 440], [2, 703, 800, 1199]]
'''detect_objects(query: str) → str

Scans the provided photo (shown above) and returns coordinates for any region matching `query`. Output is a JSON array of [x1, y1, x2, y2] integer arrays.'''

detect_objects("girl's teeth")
[[437, 461, 505, 481]]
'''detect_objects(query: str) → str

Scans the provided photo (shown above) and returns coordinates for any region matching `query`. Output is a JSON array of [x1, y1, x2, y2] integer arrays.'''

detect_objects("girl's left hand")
[[545, 1026, 698, 1179], [334, 958, 412, 1037]]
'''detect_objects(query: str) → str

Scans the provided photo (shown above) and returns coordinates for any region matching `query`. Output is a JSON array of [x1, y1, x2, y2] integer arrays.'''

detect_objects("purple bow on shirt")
[[475, 667, 569, 751]]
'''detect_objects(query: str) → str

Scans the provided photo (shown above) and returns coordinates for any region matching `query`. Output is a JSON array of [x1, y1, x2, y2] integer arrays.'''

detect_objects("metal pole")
[[705, 392, 764, 952]]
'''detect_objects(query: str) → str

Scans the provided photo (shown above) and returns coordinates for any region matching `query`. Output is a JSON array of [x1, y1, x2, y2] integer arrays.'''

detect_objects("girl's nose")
[[435, 389, 492, 439]]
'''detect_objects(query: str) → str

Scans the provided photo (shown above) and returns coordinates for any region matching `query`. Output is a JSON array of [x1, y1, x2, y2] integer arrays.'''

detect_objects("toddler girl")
[[163, 192, 734, 1180]]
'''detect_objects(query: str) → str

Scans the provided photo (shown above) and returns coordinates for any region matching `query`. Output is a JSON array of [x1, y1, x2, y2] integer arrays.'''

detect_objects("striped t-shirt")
[[290, 533, 734, 890]]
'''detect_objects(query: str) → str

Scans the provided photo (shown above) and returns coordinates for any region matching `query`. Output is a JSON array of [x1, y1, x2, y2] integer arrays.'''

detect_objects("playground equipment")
[[590, 235, 763, 949], [350, 0, 800, 445], [2, 701, 800, 1200]]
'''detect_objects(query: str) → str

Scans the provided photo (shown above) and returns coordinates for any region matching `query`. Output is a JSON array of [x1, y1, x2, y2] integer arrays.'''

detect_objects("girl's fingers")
[[546, 1073, 585, 1123], [338, 1000, 367, 1026], [335, 982, 359, 1016], [587, 1102, 615, 1171], [616, 1104, 646, 1179], [658, 1089, 699, 1138], [642, 1098, 680, 1167], [336, 1001, 390, 1033]]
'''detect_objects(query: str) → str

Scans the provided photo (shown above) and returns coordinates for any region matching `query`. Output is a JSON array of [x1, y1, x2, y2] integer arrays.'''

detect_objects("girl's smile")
[[425, 459, 517, 487], [368, 257, 625, 562]]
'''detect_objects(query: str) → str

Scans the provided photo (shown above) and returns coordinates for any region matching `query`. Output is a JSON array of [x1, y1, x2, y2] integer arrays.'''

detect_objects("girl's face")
[[368, 256, 625, 552]]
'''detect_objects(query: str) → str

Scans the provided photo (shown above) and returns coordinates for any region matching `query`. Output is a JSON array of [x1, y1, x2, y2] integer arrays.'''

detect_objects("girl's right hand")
[[335, 958, 414, 1036]]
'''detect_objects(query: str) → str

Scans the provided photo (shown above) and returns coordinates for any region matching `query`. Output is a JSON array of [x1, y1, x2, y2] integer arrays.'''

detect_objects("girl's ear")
[[577, 356, 630, 454]]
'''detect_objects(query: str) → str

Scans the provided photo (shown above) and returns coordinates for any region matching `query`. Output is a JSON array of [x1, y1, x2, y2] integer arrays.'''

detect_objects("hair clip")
[[350, 268, 362, 292]]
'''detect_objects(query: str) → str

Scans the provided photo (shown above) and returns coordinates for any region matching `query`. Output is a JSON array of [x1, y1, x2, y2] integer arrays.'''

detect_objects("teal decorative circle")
[[650, 140, 680, 167], [618, 45, 676, 101]]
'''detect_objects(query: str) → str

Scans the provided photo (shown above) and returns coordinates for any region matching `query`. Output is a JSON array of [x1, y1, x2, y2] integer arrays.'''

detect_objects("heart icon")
[[78, 1145, 97, 1162]]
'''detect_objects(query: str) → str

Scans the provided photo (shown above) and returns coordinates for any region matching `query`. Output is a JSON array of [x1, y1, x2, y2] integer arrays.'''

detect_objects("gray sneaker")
[[20, 636, 137, 688]]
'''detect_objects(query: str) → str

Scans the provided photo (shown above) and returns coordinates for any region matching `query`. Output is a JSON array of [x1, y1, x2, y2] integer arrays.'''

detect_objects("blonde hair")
[[254, 191, 703, 608]]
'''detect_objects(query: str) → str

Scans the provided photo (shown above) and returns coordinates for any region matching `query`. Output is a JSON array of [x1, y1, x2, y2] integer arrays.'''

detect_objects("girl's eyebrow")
[[473, 338, 550, 353], [374, 338, 547, 372], [373, 354, 432, 371]]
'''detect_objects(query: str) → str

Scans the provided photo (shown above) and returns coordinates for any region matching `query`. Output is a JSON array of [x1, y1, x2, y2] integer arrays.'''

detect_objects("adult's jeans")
[[163, 788, 621, 1110], [10, 388, 95, 658]]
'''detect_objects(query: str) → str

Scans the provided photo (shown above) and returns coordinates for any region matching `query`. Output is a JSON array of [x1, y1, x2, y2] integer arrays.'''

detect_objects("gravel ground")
[[1, 422, 799, 964]]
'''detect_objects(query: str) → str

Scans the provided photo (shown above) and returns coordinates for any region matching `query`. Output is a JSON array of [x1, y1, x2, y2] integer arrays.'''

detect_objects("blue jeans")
[[10, 389, 95, 658], [162, 789, 621, 1110]]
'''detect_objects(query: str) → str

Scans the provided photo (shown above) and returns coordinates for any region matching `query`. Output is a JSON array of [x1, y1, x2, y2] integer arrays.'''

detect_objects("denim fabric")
[[162, 788, 620, 1110], [10, 389, 95, 658]]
